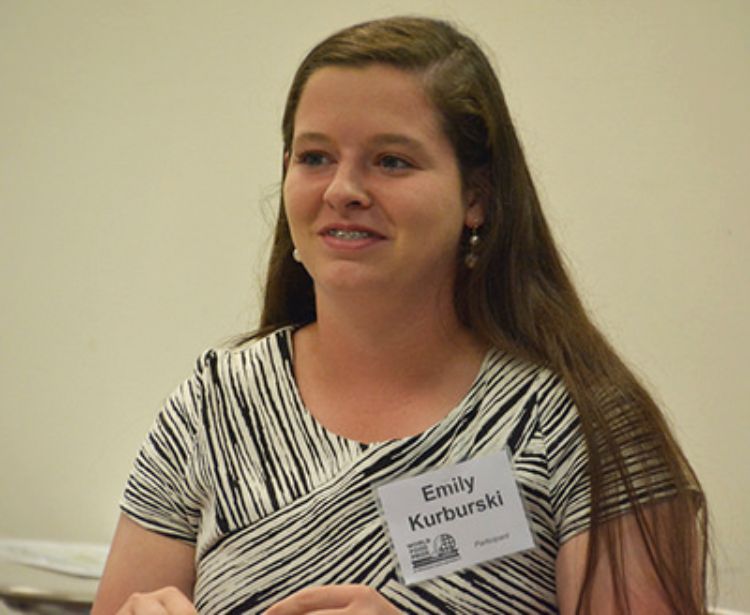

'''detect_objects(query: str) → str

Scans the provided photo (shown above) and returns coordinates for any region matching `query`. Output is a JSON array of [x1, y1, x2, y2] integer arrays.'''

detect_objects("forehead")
[[293, 64, 446, 143]]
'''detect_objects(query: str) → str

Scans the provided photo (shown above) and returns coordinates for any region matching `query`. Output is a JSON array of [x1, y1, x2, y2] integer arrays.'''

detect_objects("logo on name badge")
[[376, 449, 535, 584], [408, 534, 460, 572]]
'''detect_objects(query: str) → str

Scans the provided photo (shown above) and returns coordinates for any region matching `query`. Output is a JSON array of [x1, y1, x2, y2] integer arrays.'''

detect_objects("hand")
[[263, 584, 402, 614], [115, 586, 198, 614]]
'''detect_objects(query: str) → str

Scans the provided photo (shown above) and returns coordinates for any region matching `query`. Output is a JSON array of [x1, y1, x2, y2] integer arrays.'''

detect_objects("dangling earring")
[[292, 248, 302, 263], [464, 227, 481, 269]]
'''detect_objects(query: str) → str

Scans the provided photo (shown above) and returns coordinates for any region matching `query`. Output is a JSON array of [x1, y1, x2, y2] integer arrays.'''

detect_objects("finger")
[[264, 585, 400, 615], [117, 587, 197, 615], [157, 586, 199, 614], [264, 585, 351, 614], [116, 592, 169, 615]]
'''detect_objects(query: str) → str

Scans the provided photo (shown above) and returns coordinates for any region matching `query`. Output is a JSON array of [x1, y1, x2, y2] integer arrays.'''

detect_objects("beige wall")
[[1, 1, 747, 610]]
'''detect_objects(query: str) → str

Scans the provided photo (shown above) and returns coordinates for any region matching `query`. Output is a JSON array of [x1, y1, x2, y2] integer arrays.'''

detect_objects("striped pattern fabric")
[[122, 327, 594, 614]]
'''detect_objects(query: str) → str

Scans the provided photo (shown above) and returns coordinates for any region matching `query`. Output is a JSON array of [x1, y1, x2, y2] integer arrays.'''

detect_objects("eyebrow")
[[292, 131, 431, 158], [370, 133, 427, 151], [292, 132, 332, 148]]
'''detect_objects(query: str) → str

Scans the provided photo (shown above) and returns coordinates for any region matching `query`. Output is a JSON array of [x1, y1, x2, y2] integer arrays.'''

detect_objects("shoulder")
[[480, 350, 577, 426], [158, 326, 295, 429], [469, 351, 580, 457], [192, 326, 294, 381]]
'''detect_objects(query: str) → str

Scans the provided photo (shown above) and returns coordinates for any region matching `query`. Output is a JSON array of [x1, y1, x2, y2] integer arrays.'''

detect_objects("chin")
[[311, 263, 392, 294]]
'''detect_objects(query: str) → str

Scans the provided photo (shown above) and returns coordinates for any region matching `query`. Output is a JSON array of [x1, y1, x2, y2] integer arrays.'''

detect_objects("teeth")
[[327, 229, 372, 240]]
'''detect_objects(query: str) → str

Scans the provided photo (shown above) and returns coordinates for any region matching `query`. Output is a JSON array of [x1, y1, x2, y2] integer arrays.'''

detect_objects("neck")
[[290, 283, 488, 442], [302, 284, 484, 386]]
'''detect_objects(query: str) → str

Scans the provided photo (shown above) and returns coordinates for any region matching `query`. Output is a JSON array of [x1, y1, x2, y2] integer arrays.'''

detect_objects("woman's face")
[[283, 64, 484, 301]]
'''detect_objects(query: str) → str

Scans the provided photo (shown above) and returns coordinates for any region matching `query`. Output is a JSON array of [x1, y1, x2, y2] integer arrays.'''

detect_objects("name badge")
[[375, 449, 535, 584]]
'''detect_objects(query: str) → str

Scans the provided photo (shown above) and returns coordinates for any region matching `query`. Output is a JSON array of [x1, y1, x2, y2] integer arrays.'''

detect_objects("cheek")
[[281, 172, 295, 207], [282, 182, 304, 241], [282, 176, 308, 222], [415, 187, 467, 233], [283, 170, 321, 214]]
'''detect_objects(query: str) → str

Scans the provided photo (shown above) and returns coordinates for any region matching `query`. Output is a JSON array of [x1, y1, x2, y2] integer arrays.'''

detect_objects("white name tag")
[[376, 449, 535, 584]]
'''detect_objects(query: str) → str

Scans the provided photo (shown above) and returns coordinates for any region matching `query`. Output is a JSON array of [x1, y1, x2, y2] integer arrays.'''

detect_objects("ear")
[[463, 167, 489, 228], [283, 151, 290, 172], [464, 199, 485, 229]]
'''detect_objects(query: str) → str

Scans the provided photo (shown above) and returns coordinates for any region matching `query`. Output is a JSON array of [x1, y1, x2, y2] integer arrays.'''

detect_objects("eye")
[[378, 155, 413, 171], [295, 151, 332, 167]]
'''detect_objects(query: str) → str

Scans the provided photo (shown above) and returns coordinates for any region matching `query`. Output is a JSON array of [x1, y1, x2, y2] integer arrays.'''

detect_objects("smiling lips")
[[326, 228, 378, 240], [319, 225, 386, 248]]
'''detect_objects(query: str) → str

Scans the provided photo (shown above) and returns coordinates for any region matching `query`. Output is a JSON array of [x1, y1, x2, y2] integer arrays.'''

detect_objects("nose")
[[323, 162, 371, 211]]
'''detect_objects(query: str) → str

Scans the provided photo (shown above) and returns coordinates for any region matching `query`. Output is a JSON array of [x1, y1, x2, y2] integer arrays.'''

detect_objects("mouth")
[[324, 229, 379, 240], [320, 225, 386, 240]]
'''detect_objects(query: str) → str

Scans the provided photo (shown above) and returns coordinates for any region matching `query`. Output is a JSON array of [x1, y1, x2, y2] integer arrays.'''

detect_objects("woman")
[[93, 16, 706, 614]]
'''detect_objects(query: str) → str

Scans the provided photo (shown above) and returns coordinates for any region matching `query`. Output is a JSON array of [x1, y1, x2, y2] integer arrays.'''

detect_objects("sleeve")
[[120, 358, 207, 544], [536, 376, 593, 545], [539, 376, 679, 546]]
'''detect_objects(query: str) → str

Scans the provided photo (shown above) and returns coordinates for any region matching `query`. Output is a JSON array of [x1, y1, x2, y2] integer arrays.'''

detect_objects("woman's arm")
[[556, 507, 680, 615], [92, 514, 197, 614]]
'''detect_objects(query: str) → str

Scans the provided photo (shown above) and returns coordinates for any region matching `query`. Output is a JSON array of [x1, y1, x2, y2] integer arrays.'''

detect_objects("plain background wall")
[[1, 0, 748, 610]]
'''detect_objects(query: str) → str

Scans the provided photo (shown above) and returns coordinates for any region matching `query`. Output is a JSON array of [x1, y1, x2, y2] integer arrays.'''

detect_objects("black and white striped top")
[[121, 327, 602, 613]]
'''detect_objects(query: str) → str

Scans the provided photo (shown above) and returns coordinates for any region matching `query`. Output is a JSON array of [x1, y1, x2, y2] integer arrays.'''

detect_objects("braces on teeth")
[[328, 229, 372, 239]]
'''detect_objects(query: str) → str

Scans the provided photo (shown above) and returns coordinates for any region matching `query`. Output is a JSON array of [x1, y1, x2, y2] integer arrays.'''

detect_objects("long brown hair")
[[256, 16, 707, 613]]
